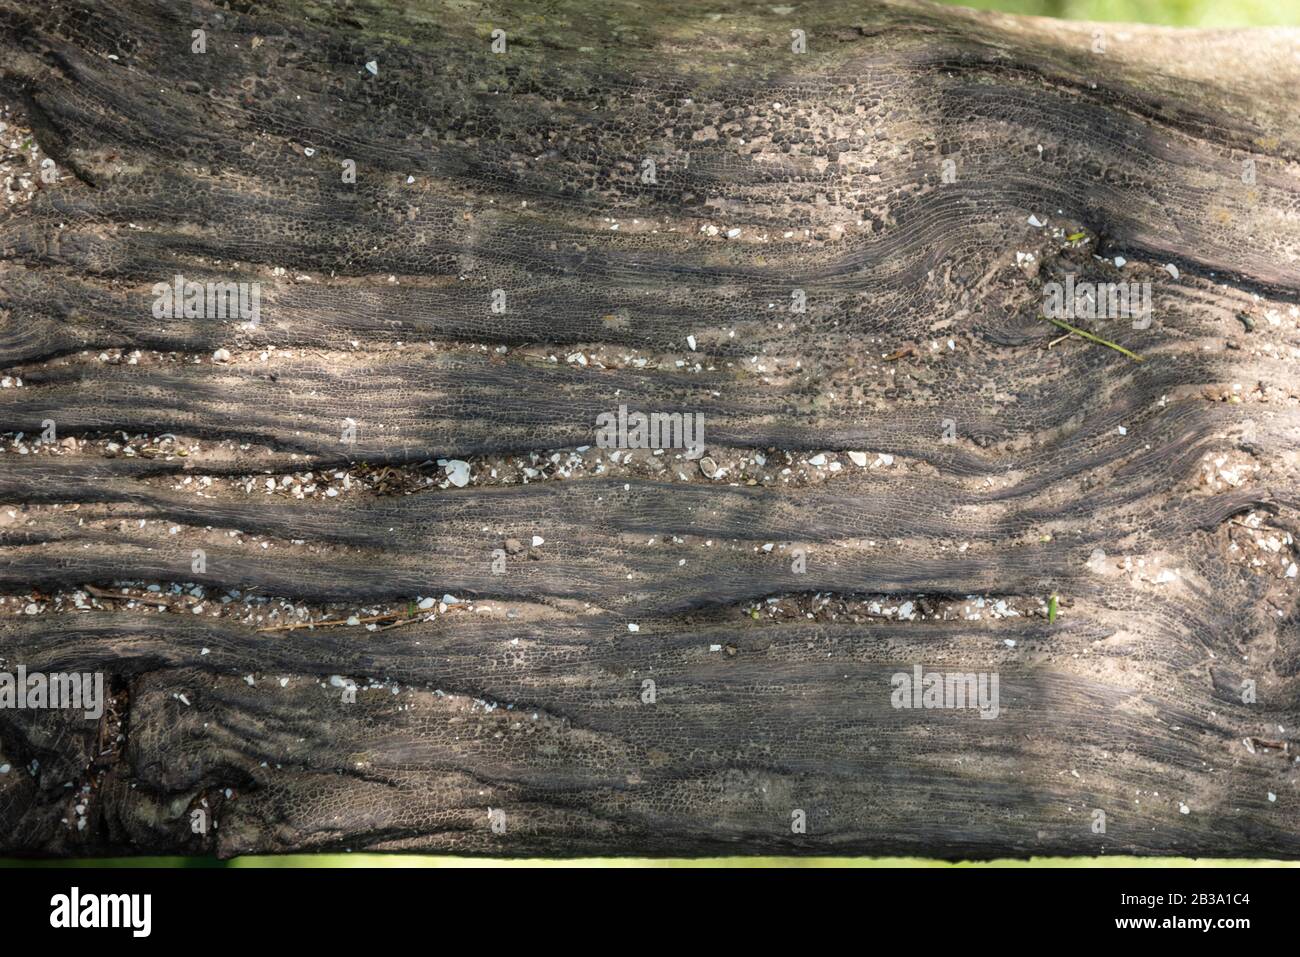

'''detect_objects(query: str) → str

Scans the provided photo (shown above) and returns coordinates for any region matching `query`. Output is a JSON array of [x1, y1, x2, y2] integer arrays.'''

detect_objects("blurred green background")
[[5, 0, 1295, 870], [937, 0, 1299, 27]]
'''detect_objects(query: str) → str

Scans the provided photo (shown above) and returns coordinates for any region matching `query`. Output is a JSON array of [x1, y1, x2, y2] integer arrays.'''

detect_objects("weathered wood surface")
[[0, 0, 1298, 858]]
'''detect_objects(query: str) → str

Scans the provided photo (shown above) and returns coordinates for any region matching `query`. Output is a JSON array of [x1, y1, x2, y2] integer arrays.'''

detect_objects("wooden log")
[[0, 0, 1297, 858]]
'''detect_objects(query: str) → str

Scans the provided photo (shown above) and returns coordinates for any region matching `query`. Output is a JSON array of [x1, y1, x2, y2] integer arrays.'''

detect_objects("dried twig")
[[376, 616, 425, 632], [1246, 736, 1290, 753], [256, 612, 403, 633]]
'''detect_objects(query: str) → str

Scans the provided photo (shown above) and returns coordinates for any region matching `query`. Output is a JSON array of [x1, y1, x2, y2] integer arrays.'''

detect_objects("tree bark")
[[0, 0, 1298, 858]]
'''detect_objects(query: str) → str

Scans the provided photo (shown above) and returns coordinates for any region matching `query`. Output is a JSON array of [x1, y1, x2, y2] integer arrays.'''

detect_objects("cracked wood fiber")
[[1, 0, 1299, 858]]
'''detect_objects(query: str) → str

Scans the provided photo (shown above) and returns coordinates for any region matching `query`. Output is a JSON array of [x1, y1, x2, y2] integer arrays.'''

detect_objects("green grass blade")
[[1042, 316, 1145, 362]]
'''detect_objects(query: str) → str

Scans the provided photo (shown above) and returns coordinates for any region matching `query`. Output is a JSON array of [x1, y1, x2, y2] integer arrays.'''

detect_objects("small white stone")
[[212, 348, 231, 362], [627, 623, 640, 632], [365, 60, 379, 75], [532, 535, 545, 547], [1028, 214, 1045, 227], [444, 460, 470, 487], [808, 453, 826, 466], [417, 597, 436, 609], [1113, 256, 1126, 268], [1165, 263, 1180, 279], [686, 335, 696, 351], [848, 451, 868, 467]]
